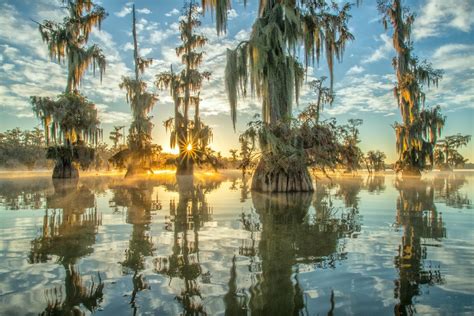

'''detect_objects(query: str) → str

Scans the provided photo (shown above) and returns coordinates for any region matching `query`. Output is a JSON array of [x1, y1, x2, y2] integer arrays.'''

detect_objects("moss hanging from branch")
[[30, 0, 107, 178], [111, 5, 158, 175], [379, 0, 445, 174]]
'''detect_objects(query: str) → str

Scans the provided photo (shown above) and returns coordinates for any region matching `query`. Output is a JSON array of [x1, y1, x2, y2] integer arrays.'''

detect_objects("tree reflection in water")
[[365, 175, 386, 194], [154, 175, 217, 315], [230, 180, 361, 315], [0, 177, 51, 210], [28, 179, 103, 315], [433, 173, 472, 209], [394, 178, 445, 315], [109, 181, 161, 315]]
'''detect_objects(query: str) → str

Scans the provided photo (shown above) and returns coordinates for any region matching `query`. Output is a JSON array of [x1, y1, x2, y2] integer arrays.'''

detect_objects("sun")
[[186, 143, 193, 151]]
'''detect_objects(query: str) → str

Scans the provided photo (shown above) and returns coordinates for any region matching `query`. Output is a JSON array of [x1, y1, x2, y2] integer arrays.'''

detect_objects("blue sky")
[[0, 0, 472, 162]]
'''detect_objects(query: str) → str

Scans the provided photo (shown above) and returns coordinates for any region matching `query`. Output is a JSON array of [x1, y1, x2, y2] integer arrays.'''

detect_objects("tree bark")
[[251, 159, 314, 192], [52, 156, 79, 179], [176, 156, 194, 176]]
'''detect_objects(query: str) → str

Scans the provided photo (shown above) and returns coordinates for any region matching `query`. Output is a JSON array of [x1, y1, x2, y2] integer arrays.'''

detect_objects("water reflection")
[[0, 177, 50, 210], [0, 173, 472, 314], [394, 178, 445, 315], [29, 179, 103, 315], [433, 174, 472, 209], [109, 181, 161, 314], [231, 187, 361, 315], [155, 176, 216, 315], [365, 175, 386, 193]]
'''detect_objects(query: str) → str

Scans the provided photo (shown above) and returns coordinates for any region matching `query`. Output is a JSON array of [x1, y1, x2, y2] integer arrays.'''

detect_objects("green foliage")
[[0, 128, 49, 169], [337, 119, 364, 172], [365, 150, 387, 172], [31, 92, 102, 147], [109, 126, 125, 150], [434, 134, 471, 168], [238, 126, 258, 174], [223, 1, 354, 130], [46, 144, 95, 171]]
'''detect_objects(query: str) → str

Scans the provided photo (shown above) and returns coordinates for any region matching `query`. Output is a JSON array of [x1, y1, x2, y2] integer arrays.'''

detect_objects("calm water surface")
[[0, 171, 472, 315]]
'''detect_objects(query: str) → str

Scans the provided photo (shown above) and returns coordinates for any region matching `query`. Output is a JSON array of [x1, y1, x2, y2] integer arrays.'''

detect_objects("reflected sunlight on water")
[[0, 171, 472, 315]]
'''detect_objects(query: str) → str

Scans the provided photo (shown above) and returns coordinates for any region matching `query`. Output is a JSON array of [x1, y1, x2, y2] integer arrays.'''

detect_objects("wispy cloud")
[[136, 8, 151, 15], [414, 0, 474, 40], [114, 5, 132, 18], [228, 9, 238, 20], [346, 65, 365, 76], [425, 43, 474, 111], [328, 74, 396, 115], [362, 34, 393, 64], [165, 8, 180, 17]]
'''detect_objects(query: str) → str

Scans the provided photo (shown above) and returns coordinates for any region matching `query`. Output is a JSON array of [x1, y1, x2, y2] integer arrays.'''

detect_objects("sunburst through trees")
[[156, 2, 216, 176]]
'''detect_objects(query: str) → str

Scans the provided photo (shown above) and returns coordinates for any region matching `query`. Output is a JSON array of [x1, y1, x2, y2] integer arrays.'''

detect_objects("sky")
[[0, 0, 472, 162]]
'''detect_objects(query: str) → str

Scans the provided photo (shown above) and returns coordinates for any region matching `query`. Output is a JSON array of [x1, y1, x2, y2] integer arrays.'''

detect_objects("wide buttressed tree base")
[[214, 1, 355, 192], [252, 159, 313, 192]]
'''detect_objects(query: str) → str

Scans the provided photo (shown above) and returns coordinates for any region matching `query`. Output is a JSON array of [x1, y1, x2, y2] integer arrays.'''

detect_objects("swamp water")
[[0, 171, 472, 315]]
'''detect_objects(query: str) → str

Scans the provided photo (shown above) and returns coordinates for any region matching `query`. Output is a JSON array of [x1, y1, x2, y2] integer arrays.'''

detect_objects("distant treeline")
[[0, 128, 50, 169]]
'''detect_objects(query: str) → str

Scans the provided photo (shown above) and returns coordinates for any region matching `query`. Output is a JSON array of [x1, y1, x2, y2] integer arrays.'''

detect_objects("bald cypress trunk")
[[251, 159, 313, 193], [177, 158, 194, 176], [52, 156, 79, 179]]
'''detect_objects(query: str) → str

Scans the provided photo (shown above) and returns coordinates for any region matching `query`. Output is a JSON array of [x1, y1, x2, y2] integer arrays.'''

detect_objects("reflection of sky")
[[0, 172, 472, 314]]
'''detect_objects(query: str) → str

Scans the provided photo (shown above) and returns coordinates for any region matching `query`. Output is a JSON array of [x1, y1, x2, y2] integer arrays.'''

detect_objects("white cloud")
[[114, 5, 132, 18], [346, 65, 365, 76], [122, 42, 134, 51], [96, 104, 131, 124], [234, 29, 251, 41], [165, 8, 180, 17], [140, 47, 153, 57], [425, 44, 474, 111], [136, 8, 151, 15], [432, 44, 474, 71], [228, 9, 238, 20], [414, 0, 474, 40], [363, 34, 393, 64], [325, 74, 396, 116]]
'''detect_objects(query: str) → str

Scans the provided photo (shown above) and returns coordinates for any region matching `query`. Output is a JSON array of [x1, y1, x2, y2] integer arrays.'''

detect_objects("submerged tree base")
[[251, 160, 314, 193], [400, 166, 422, 178], [52, 160, 79, 179], [176, 159, 194, 176]]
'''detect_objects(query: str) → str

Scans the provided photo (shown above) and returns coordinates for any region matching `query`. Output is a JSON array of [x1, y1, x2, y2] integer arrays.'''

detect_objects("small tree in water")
[[203, 0, 355, 192], [115, 5, 159, 177], [434, 134, 471, 170], [338, 119, 364, 173], [31, 0, 107, 178], [156, 2, 215, 175], [378, 0, 445, 176]]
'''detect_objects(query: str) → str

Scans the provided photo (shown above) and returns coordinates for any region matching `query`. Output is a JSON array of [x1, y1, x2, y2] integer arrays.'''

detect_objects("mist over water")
[[0, 172, 472, 315]]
